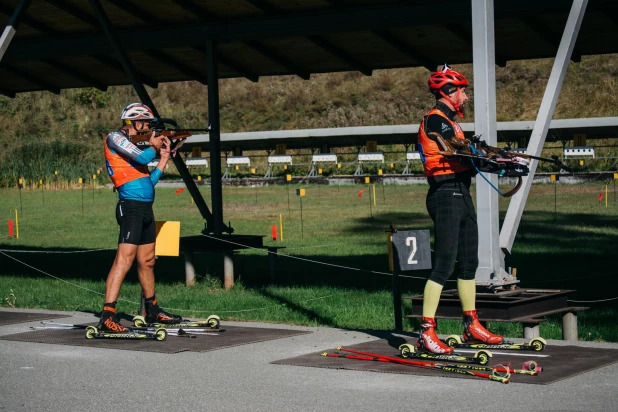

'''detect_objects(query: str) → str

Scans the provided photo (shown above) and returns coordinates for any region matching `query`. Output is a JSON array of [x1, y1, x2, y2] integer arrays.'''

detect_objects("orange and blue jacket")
[[104, 130, 161, 202]]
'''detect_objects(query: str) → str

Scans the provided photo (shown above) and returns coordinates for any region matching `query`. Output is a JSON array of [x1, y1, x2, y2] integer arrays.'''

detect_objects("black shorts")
[[115, 200, 156, 245]]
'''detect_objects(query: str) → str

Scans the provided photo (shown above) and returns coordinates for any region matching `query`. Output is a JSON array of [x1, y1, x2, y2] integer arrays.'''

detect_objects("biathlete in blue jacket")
[[98, 103, 182, 332]]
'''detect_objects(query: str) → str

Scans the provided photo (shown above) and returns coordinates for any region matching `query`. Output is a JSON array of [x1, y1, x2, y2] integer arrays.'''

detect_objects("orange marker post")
[[271, 225, 278, 241]]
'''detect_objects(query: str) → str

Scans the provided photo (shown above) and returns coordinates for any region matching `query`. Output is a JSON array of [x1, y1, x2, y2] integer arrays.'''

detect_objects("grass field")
[[1, 179, 617, 341]]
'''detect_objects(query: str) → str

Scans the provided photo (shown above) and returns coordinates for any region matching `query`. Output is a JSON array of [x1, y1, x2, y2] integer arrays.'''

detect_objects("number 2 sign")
[[391, 230, 431, 271]]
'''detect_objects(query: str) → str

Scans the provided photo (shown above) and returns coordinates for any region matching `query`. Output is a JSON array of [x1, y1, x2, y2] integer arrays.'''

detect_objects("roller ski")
[[444, 309, 546, 351], [85, 325, 167, 341], [444, 335, 547, 352], [399, 343, 492, 366], [132, 314, 221, 330]]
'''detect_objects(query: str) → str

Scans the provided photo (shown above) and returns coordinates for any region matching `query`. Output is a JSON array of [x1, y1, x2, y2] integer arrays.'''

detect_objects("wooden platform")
[[403, 289, 588, 341]]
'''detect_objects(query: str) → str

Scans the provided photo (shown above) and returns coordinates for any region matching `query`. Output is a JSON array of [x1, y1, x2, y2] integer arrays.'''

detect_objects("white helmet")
[[120, 103, 154, 121]]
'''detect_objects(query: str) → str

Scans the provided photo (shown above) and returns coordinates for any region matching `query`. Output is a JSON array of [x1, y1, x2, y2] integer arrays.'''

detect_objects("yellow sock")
[[422, 280, 444, 318], [458, 279, 476, 312]]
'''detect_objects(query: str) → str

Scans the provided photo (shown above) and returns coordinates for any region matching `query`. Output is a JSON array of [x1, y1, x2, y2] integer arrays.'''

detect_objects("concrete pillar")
[[223, 252, 234, 290], [523, 322, 540, 339], [562, 312, 578, 341], [184, 251, 196, 287]]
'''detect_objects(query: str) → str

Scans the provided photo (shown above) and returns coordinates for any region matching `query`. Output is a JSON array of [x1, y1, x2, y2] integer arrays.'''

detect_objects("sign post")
[[389, 228, 432, 331]]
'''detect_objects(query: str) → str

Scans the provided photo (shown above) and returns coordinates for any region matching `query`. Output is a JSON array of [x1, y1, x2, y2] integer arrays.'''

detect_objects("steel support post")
[[471, 0, 507, 285], [89, 0, 216, 234], [206, 39, 225, 236], [500, 0, 588, 256], [0, 0, 31, 62]]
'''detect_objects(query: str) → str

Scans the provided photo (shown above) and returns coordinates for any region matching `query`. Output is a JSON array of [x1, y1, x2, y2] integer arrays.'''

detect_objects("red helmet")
[[428, 64, 468, 95]]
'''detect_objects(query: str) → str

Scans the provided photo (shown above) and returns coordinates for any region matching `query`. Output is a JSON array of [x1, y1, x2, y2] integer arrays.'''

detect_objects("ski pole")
[[324, 352, 509, 384], [337, 346, 521, 376], [332, 348, 509, 384]]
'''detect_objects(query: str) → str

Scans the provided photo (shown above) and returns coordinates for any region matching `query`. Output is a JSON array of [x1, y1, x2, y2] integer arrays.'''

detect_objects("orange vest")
[[104, 133, 150, 188], [418, 109, 471, 177]]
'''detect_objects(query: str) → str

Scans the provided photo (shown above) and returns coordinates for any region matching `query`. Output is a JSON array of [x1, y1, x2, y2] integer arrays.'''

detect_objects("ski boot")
[[462, 310, 504, 345], [399, 343, 492, 365], [145, 301, 183, 325], [97, 308, 130, 333], [417, 317, 454, 355]]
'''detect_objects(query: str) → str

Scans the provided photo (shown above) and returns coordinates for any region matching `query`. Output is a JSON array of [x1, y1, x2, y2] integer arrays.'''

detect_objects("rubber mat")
[[0, 311, 71, 326], [271, 338, 618, 385], [0, 324, 311, 354]]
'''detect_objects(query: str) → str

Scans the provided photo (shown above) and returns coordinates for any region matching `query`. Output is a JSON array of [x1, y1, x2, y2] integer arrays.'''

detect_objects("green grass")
[[0, 182, 617, 341]]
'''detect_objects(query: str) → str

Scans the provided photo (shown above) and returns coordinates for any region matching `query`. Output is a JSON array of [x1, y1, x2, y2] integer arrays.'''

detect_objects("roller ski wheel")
[[529, 338, 546, 352], [133, 315, 147, 328], [85, 326, 98, 339], [132, 314, 221, 330], [443, 335, 547, 351], [445, 335, 462, 348], [154, 328, 168, 342], [206, 315, 220, 329], [399, 343, 492, 365], [84, 325, 167, 341]]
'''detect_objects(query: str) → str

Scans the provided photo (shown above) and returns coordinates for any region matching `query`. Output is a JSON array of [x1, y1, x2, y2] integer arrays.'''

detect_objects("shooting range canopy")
[[1, 0, 617, 96]]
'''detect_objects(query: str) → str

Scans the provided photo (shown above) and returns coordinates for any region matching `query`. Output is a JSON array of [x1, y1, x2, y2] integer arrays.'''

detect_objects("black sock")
[[144, 295, 157, 310]]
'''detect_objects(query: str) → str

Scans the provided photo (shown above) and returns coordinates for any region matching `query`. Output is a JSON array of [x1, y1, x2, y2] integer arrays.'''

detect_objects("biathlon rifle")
[[132, 117, 210, 151], [429, 132, 572, 197]]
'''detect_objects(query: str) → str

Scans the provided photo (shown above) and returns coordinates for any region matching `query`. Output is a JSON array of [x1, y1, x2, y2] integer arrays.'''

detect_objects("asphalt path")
[[1, 308, 617, 412]]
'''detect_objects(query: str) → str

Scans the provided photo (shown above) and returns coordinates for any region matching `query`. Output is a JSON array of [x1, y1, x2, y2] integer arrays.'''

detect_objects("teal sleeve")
[[137, 147, 157, 165], [150, 167, 163, 186]]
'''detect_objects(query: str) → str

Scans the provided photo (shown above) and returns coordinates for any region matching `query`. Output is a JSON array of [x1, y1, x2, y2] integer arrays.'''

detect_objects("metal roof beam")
[[443, 24, 507, 67], [245, 0, 279, 14], [0, 3, 56, 35], [42, 59, 107, 91], [170, 0, 217, 21], [519, 16, 582, 62], [143, 50, 208, 85], [0, 63, 60, 94], [104, 0, 209, 84], [173, 1, 259, 82], [246, 41, 310, 79], [91, 55, 158, 88], [4, 0, 580, 60], [307, 35, 371, 76], [104, 0, 162, 26], [43, 0, 99, 28], [190, 46, 259, 82], [373, 30, 435, 72]]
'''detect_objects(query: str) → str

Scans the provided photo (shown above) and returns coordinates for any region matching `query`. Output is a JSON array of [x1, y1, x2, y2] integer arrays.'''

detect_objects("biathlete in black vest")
[[416, 65, 504, 354]]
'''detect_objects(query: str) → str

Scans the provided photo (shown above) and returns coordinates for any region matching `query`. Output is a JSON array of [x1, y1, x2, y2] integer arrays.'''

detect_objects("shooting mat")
[[0, 323, 311, 354], [0, 311, 71, 326], [271, 338, 618, 385]]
